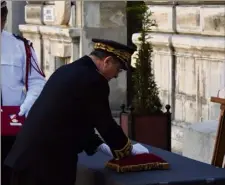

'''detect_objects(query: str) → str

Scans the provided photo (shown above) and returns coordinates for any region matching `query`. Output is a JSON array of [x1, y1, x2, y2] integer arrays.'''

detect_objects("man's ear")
[[104, 56, 114, 64], [103, 56, 112, 64]]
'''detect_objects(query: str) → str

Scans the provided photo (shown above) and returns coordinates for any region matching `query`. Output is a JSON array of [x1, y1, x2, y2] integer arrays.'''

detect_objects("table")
[[76, 144, 225, 185]]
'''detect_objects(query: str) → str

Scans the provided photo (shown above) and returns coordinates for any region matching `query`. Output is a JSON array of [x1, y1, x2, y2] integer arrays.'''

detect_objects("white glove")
[[18, 104, 28, 117], [131, 143, 149, 155], [18, 96, 36, 117], [98, 143, 149, 157], [97, 143, 113, 157]]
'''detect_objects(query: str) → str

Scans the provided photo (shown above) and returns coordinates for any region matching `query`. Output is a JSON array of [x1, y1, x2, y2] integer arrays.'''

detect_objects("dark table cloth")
[[76, 144, 225, 185]]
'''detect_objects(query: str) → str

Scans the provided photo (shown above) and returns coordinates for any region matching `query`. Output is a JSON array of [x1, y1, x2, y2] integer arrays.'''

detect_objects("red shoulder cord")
[[24, 42, 45, 91]]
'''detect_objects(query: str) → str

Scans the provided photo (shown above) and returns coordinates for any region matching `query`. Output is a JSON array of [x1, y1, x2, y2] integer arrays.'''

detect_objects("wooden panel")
[[211, 97, 225, 168]]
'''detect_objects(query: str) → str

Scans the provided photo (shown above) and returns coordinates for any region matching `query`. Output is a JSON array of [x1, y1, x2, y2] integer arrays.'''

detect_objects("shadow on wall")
[[108, 71, 127, 111]]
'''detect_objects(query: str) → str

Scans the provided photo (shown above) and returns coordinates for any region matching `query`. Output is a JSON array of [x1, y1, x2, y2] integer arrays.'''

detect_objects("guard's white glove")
[[97, 143, 113, 157], [18, 97, 35, 117], [18, 104, 29, 117], [131, 143, 149, 155]]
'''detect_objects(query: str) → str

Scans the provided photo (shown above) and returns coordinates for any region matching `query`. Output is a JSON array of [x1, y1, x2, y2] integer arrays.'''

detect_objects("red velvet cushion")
[[105, 153, 169, 173]]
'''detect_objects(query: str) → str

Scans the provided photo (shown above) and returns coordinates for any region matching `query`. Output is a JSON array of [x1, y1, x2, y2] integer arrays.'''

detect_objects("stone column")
[[4, 1, 26, 34]]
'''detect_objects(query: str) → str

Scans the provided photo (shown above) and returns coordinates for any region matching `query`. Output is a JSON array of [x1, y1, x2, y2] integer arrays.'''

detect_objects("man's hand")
[[131, 143, 149, 155], [97, 143, 113, 157], [98, 143, 149, 158]]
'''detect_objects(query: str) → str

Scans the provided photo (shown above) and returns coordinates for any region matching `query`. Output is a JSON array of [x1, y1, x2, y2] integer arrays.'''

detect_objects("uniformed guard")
[[1, 1, 46, 184], [4, 37, 149, 185]]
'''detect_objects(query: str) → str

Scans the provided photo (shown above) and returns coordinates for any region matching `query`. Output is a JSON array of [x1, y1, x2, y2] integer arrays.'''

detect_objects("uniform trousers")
[[1, 136, 16, 185]]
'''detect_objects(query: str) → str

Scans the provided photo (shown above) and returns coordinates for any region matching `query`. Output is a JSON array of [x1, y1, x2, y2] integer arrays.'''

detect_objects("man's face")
[[100, 56, 123, 80]]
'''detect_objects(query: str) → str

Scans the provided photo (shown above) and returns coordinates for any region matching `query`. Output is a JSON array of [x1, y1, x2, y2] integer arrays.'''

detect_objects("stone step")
[[182, 120, 219, 164]]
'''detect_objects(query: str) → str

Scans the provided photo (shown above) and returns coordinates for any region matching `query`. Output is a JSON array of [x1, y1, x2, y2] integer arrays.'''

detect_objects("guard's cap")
[[92, 38, 135, 70], [1, 0, 6, 8]]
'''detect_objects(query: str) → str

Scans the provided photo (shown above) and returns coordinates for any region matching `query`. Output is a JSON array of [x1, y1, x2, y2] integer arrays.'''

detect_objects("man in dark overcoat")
[[4, 38, 148, 185]]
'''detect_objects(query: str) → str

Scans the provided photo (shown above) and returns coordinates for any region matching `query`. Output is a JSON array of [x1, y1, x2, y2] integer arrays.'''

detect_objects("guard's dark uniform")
[[5, 39, 135, 185]]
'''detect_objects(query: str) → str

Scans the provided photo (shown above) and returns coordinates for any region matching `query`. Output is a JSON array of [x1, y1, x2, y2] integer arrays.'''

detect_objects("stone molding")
[[25, 1, 72, 26], [19, 24, 80, 39], [132, 33, 225, 53], [145, 0, 225, 5], [147, 4, 225, 36], [26, 1, 43, 4], [39, 25, 80, 38], [19, 24, 41, 36], [19, 24, 81, 58]]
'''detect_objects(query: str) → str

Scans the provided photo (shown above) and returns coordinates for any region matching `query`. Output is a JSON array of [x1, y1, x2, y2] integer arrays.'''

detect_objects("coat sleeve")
[[83, 129, 104, 156], [21, 45, 46, 116], [87, 78, 132, 159]]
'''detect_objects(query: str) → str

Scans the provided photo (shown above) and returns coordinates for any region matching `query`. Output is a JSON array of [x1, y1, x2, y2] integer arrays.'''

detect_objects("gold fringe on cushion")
[[113, 139, 132, 159], [105, 161, 169, 173]]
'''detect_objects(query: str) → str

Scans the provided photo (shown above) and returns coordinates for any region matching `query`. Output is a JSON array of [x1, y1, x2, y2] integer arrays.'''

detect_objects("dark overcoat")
[[5, 56, 130, 185]]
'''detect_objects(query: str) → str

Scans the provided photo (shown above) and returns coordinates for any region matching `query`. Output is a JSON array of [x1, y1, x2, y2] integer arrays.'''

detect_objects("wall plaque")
[[43, 6, 55, 22]]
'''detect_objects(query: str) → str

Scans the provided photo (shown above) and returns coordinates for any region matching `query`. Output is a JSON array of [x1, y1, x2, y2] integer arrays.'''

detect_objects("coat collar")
[[81, 55, 98, 70], [79, 55, 108, 81]]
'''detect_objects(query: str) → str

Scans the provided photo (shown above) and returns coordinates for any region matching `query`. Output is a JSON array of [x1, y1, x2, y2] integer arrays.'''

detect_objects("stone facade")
[[19, 1, 128, 110], [132, 0, 225, 154]]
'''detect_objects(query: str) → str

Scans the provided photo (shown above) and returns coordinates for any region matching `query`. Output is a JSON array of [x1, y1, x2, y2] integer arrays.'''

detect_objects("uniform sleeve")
[[87, 79, 132, 159], [21, 45, 46, 116], [83, 129, 104, 156]]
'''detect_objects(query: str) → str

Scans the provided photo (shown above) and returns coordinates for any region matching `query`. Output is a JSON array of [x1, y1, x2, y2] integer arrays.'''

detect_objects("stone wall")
[[19, 1, 128, 110], [132, 0, 225, 153], [4, 1, 26, 34]]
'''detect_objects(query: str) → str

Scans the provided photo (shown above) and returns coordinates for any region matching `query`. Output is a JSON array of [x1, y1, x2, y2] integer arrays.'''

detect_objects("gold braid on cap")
[[94, 43, 131, 64]]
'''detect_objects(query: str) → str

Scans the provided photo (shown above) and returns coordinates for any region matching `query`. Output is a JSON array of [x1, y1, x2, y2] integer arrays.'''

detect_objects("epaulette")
[[13, 34, 46, 79], [13, 34, 30, 45], [13, 34, 45, 79]]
